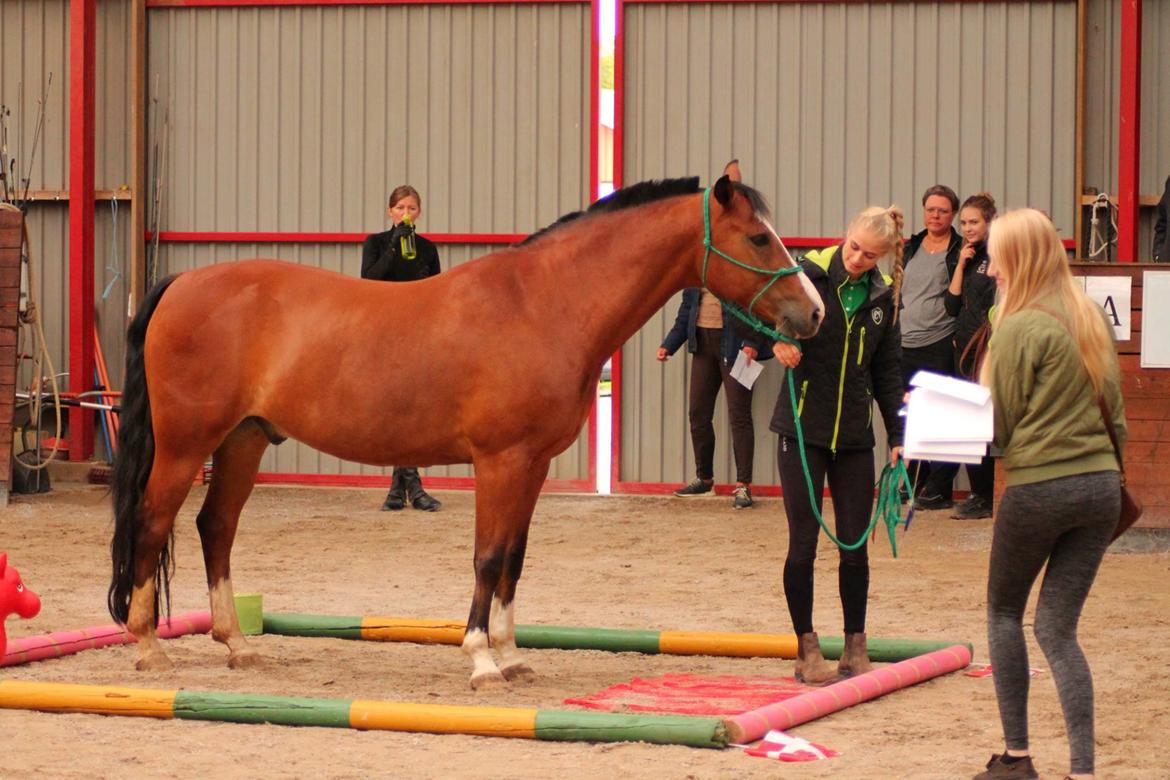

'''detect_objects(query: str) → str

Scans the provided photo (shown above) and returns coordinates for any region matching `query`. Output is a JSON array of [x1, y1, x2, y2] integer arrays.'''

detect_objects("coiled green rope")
[[786, 361, 912, 556]]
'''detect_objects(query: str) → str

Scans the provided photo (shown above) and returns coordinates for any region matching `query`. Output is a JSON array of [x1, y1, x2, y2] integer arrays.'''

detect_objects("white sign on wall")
[[1080, 276, 1132, 341], [1141, 271, 1170, 368]]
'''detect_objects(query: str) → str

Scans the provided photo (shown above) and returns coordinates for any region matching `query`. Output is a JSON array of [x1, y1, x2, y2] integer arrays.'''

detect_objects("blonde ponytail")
[[848, 205, 906, 322]]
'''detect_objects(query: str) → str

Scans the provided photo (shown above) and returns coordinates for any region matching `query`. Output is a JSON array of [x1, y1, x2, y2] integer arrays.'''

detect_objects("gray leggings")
[[987, 470, 1119, 776]]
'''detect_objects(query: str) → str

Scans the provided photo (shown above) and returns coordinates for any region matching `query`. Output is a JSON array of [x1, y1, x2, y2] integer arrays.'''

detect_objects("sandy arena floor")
[[2, 483, 1167, 779]]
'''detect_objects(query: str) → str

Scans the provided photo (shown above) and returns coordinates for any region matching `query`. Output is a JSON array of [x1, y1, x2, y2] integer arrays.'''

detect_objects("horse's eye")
[[16, 583, 23, 592], [749, 234, 770, 247]]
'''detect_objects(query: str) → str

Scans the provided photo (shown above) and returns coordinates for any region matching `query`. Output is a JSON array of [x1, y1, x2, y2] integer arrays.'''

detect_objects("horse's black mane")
[[515, 176, 773, 247]]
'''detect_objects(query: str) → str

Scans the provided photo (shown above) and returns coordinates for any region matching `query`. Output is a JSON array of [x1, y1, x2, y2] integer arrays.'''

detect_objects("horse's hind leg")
[[128, 453, 205, 671], [197, 421, 270, 669], [463, 453, 549, 689]]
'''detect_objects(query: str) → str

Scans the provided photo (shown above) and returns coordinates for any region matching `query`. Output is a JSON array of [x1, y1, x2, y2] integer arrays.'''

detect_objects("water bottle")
[[400, 213, 418, 261]]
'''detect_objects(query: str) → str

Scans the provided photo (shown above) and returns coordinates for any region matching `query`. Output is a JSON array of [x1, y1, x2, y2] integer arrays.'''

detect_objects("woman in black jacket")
[[770, 205, 906, 684], [658, 288, 767, 509], [361, 184, 443, 512], [943, 193, 998, 519]]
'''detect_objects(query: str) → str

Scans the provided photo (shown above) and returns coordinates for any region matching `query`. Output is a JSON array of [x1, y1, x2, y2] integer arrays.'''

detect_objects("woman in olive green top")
[[973, 209, 1126, 780]]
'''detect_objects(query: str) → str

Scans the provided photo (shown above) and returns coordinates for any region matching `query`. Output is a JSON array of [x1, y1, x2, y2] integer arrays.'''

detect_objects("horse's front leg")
[[463, 453, 548, 690], [489, 523, 536, 683]]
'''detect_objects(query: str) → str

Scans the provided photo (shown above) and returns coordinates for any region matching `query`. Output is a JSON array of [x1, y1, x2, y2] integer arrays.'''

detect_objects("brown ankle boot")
[[794, 632, 837, 685], [837, 632, 873, 677]]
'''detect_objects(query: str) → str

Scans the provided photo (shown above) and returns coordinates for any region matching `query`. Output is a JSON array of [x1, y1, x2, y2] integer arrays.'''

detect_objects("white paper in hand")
[[903, 371, 994, 464], [731, 350, 765, 389]]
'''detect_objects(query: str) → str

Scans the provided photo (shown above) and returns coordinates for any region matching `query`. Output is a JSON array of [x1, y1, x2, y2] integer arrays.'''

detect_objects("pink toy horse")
[[1, 553, 42, 660]]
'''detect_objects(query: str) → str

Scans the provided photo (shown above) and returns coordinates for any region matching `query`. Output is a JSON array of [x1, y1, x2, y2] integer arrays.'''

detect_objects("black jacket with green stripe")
[[769, 245, 905, 452]]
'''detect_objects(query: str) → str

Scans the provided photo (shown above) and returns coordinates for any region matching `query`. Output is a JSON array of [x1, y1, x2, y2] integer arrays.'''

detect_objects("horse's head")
[[0, 553, 42, 621], [702, 169, 823, 340]]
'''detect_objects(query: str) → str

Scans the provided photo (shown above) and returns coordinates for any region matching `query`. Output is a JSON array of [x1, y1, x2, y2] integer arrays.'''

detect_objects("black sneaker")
[[913, 493, 954, 511], [673, 479, 714, 497], [952, 495, 993, 519], [973, 753, 1038, 780], [732, 484, 753, 509]]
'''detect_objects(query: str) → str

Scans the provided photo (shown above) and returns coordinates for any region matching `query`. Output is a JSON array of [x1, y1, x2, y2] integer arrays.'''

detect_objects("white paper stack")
[[902, 371, 994, 464]]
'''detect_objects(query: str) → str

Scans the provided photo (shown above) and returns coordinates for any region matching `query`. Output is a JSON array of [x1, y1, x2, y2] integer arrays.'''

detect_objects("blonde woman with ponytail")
[[974, 209, 1126, 780], [768, 205, 906, 685]]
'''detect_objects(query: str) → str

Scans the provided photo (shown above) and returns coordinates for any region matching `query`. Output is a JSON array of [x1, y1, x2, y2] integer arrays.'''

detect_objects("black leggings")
[[987, 471, 1118, 775], [777, 437, 874, 635]]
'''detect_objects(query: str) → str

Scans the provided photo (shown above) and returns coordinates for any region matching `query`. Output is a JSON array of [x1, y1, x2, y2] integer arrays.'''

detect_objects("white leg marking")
[[208, 577, 241, 643], [489, 597, 525, 670], [461, 628, 502, 682]]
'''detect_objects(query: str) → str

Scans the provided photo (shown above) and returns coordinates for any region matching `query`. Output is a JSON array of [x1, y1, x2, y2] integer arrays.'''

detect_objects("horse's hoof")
[[500, 662, 537, 684], [135, 653, 175, 672], [228, 649, 263, 670], [469, 670, 507, 690]]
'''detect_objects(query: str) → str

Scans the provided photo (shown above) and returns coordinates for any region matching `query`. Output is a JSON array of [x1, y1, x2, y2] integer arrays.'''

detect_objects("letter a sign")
[[1083, 277, 1131, 341]]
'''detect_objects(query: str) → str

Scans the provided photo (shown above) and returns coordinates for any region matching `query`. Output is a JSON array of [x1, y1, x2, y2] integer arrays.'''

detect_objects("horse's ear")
[[0, 553, 6, 575], [722, 160, 742, 182], [713, 174, 736, 207]]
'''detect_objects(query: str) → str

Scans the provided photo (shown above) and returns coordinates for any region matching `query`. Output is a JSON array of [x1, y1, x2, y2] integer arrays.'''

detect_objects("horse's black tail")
[[109, 275, 178, 625]]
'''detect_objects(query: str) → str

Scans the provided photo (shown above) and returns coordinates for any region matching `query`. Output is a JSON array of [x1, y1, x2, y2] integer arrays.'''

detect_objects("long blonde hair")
[[849, 205, 906, 322], [981, 208, 1115, 394]]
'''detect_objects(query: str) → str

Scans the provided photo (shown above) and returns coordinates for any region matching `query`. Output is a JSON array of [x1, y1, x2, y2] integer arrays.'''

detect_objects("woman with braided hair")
[[769, 205, 907, 684]]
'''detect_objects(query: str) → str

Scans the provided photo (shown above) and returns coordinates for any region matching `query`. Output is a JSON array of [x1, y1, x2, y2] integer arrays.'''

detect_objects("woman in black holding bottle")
[[361, 184, 443, 512]]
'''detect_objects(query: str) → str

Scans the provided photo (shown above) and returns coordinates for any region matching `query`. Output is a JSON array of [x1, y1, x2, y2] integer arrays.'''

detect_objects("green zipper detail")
[[797, 380, 809, 418], [831, 279, 855, 453], [857, 326, 866, 366]]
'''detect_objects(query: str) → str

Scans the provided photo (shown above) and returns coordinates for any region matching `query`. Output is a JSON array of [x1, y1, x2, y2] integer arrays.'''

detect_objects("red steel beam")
[[146, 231, 528, 244], [148, 0, 582, 6], [1117, 0, 1141, 262], [69, 0, 97, 461]]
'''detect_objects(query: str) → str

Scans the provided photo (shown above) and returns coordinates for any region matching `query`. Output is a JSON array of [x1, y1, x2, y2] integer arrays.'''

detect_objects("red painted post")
[[69, 0, 96, 460], [1117, 0, 1141, 263]]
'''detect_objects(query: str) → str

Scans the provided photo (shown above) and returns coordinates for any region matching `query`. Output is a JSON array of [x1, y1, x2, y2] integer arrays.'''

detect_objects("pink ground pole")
[[1, 611, 212, 667], [723, 644, 973, 744]]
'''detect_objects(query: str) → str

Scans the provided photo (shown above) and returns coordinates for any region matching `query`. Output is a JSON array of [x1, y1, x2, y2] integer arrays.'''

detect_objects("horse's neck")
[[544, 200, 702, 363]]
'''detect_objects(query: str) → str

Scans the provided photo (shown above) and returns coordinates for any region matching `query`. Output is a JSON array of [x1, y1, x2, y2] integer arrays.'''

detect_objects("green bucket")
[[234, 593, 264, 636]]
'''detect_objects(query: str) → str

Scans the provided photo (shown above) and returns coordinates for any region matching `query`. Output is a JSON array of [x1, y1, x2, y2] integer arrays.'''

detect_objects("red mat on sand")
[[564, 673, 810, 716]]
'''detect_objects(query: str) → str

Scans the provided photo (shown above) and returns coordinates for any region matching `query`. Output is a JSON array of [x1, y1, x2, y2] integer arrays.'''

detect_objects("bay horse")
[[109, 171, 824, 688]]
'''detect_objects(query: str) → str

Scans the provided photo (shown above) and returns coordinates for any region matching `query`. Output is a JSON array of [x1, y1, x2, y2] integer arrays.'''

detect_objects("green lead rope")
[[785, 362, 912, 556]]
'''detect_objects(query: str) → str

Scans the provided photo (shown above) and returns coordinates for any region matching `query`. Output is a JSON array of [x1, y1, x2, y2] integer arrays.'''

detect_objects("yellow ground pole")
[[0, 680, 177, 718], [350, 700, 538, 737]]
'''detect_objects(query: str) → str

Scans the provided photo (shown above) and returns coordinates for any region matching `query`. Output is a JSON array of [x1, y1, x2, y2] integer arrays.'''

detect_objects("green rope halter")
[[786, 369, 913, 555], [699, 186, 803, 346]]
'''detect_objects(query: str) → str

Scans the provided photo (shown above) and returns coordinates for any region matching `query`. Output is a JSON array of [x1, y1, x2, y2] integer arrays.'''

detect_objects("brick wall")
[[0, 210, 23, 505]]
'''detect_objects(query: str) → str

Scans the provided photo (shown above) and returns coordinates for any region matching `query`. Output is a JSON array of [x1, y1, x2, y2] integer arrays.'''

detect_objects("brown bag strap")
[[1027, 303, 1126, 481], [959, 320, 990, 379]]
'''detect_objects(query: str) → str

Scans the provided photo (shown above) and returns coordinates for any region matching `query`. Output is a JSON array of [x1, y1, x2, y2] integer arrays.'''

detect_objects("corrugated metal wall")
[[618, 0, 1077, 487], [146, 3, 593, 482], [147, 5, 590, 234], [2, 1, 134, 462], [1084, 0, 1169, 260]]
